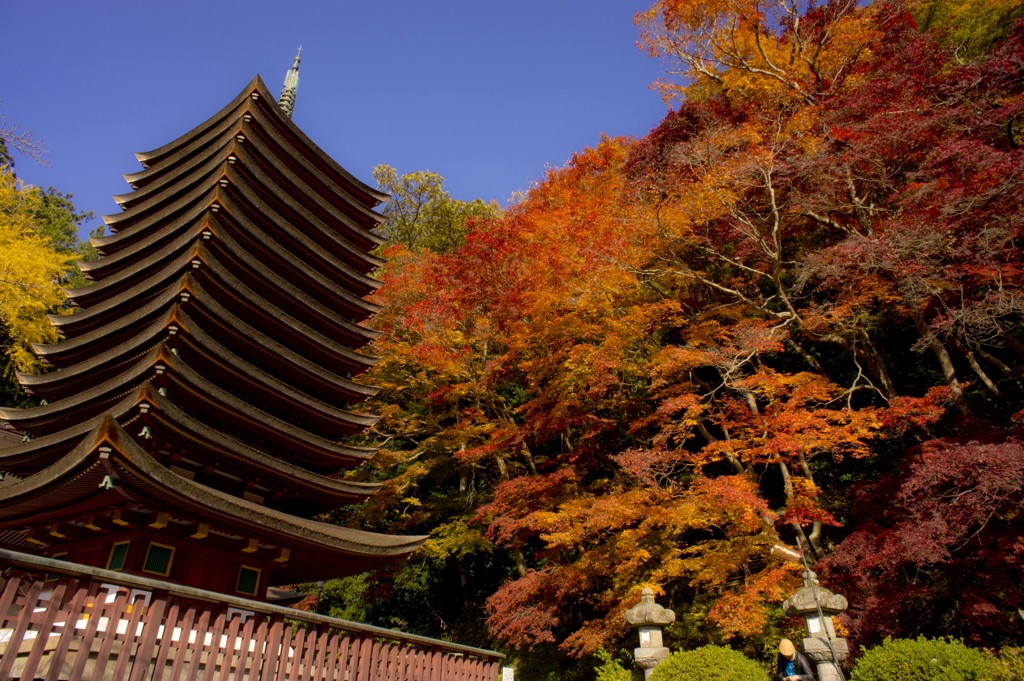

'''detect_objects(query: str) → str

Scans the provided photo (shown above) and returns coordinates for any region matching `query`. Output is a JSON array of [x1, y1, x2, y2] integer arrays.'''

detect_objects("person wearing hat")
[[776, 638, 816, 681]]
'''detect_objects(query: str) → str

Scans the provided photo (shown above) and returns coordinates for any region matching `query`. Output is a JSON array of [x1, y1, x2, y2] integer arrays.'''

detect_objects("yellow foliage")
[[0, 170, 75, 369]]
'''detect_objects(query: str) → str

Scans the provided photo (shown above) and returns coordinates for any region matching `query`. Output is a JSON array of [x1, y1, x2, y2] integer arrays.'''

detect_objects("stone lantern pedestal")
[[624, 587, 675, 680], [782, 570, 849, 681]]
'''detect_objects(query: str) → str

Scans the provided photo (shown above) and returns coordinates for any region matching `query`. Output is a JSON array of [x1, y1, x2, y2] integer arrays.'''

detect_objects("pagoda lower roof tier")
[[0, 385, 381, 512], [21, 315, 376, 434], [23, 315, 374, 424], [56, 243, 380, 359], [0, 416, 425, 584], [34, 280, 378, 401], [7, 340, 378, 450]]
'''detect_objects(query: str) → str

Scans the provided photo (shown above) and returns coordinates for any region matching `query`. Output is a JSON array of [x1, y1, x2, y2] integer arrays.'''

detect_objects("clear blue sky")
[[3, 1, 670, 235]]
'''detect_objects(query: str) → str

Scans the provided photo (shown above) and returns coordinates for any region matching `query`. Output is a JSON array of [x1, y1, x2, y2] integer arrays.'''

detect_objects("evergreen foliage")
[[648, 646, 768, 681], [849, 637, 999, 681]]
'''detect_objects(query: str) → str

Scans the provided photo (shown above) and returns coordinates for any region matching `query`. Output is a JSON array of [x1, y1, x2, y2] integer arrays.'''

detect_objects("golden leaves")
[[0, 170, 76, 369]]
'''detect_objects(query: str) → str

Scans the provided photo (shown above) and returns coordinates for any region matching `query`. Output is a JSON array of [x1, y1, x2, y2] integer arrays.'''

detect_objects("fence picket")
[[260, 618, 285, 681], [202, 609, 230, 681], [19, 580, 71, 680], [0, 551, 504, 681], [110, 589, 152, 681], [128, 594, 168, 681], [44, 580, 92, 681], [150, 600, 181, 681], [218, 609, 245, 681], [232, 614, 258, 681]]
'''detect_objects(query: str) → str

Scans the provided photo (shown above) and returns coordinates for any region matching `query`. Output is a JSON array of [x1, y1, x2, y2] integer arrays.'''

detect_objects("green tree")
[[372, 164, 498, 253]]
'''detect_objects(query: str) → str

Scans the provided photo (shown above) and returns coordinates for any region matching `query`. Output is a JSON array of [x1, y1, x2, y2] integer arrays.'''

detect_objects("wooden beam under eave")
[[148, 512, 170, 529], [190, 523, 209, 540]]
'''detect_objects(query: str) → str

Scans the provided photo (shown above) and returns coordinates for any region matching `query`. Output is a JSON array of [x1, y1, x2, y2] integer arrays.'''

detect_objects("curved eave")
[[58, 235, 380, 351], [24, 294, 375, 405], [59, 233, 207, 331], [132, 76, 388, 211], [170, 332, 378, 438], [6, 335, 375, 441], [164, 361, 376, 469], [186, 290, 378, 400], [240, 105, 386, 239], [133, 77, 260, 168], [79, 212, 208, 285], [230, 144, 384, 268], [17, 320, 172, 398], [196, 247, 378, 368], [221, 170, 381, 294], [36, 282, 192, 367], [0, 391, 145, 475], [93, 180, 218, 258], [249, 78, 389, 207], [145, 389, 380, 505], [208, 203, 381, 317], [205, 221, 381, 338], [120, 117, 244, 206], [168, 331, 378, 434], [0, 345, 172, 433], [120, 125, 383, 258], [0, 416, 425, 562]]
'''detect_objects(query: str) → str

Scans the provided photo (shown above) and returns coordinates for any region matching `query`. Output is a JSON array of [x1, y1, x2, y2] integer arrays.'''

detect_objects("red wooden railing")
[[0, 549, 504, 681]]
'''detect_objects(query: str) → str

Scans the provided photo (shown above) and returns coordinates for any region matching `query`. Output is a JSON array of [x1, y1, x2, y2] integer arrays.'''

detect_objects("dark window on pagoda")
[[236, 565, 261, 596], [107, 541, 130, 571], [142, 542, 175, 576]]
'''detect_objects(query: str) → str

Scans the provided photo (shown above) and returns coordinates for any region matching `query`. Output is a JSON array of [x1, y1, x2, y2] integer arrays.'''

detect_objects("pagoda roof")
[[104, 149, 383, 272], [61, 238, 380, 353], [114, 120, 384, 252], [131, 76, 388, 208], [28, 294, 377, 412], [74, 208, 382, 323], [9, 339, 377, 446], [0, 416, 424, 581], [0, 383, 379, 509], [96, 168, 381, 296], [47, 269, 378, 382]]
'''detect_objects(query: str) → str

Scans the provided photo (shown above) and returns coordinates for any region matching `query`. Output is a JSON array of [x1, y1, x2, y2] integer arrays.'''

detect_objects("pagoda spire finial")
[[278, 46, 302, 118]]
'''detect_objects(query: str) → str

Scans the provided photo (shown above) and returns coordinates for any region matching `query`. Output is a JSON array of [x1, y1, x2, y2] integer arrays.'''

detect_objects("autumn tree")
[[818, 439, 1024, 647], [373, 164, 498, 253], [336, 0, 1024, 670]]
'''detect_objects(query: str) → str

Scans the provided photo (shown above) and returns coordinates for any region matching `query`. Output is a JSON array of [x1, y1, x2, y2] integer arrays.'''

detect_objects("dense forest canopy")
[[324, 0, 1024, 677]]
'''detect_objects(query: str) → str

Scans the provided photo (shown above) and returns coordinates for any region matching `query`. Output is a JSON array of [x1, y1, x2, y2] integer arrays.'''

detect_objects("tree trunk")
[[952, 339, 1002, 398], [857, 329, 897, 399], [906, 297, 970, 416]]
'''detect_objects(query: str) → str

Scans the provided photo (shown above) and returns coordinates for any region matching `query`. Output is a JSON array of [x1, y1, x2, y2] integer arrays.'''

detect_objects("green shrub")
[[850, 636, 999, 681], [594, 649, 634, 681], [990, 647, 1024, 680], [649, 645, 768, 681]]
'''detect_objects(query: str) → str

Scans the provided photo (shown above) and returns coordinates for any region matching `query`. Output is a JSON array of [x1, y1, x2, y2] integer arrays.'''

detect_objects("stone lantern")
[[782, 569, 849, 681], [624, 587, 676, 680]]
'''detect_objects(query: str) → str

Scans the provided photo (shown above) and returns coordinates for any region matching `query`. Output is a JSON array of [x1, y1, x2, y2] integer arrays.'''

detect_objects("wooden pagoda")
[[0, 64, 423, 599]]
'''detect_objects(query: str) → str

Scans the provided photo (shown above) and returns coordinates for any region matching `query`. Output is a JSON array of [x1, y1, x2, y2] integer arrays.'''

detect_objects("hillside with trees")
[[317, 0, 1024, 677]]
